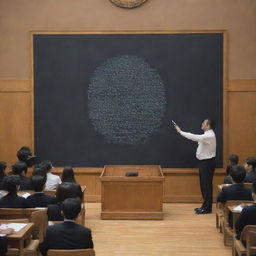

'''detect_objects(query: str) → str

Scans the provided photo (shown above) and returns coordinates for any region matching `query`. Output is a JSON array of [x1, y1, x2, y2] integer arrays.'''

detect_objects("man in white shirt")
[[174, 118, 216, 214]]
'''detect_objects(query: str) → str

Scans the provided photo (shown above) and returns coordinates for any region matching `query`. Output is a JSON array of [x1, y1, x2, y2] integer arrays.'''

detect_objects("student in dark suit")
[[40, 198, 93, 256], [12, 161, 32, 190], [61, 166, 83, 200], [217, 165, 253, 203], [243, 157, 256, 183], [223, 154, 239, 184], [47, 182, 82, 221], [235, 181, 256, 240], [0, 175, 26, 208], [0, 228, 14, 256], [0, 162, 7, 190], [25, 175, 57, 208]]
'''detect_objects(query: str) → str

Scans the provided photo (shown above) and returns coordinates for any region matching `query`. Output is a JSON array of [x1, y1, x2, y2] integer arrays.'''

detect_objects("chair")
[[44, 189, 57, 196], [216, 183, 252, 230], [0, 208, 48, 242], [233, 225, 256, 256], [246, 229, 256, 256], [220, 201, 253, 246], [48, 249, 95, 256]]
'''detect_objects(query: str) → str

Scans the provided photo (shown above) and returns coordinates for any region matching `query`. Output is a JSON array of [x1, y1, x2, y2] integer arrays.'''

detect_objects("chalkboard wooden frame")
[[30, 30, 228, 168]]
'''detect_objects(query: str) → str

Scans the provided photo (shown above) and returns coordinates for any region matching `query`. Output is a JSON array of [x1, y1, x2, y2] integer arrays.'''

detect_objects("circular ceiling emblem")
[[109, 0, 148, 8]]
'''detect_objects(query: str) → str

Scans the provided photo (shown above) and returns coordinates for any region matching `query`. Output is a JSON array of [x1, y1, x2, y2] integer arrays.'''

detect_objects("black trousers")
[[199, 157, 216, 211]]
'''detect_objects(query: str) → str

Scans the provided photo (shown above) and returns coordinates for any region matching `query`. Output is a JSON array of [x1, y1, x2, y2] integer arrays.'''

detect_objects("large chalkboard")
[[33, 33, 223, 168]]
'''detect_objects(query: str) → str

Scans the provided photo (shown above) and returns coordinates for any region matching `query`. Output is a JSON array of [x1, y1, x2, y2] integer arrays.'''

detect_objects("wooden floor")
[[84, 203, 231, 256]]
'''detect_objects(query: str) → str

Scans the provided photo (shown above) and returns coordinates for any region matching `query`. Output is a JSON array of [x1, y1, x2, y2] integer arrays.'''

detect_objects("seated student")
[[40, 198, 93, 256], [47, 182, 81, 221], [217, 165, 253, 203], [17, 146, 38, 168], [25, 175, 57, 208], [32, 167, 47, 178], [0, 162, 7, 190], [61, 166, 82, 200], [0, 175, 26, 208], [17, 146, 32, 162], [39, 161, 61, 190], [243, 157, 256, 183], [12, 161, 32, 190], [223, 154, 239, 184], [235, 181, 256, 240], [0, 228, 14, 256]]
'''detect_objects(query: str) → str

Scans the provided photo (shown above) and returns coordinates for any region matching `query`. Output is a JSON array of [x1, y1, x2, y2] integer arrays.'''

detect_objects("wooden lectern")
[[100, 165, 164, 220]]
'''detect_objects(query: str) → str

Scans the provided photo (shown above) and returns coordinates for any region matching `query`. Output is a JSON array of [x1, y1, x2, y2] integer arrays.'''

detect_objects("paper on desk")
[[233, 205, 243, 212], [21, 192, 31, 199], [0, 223, 27, 232]]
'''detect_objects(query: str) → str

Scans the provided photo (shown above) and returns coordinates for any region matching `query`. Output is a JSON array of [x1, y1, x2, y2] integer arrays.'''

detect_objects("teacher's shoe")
[[195, 208, 212, 214]]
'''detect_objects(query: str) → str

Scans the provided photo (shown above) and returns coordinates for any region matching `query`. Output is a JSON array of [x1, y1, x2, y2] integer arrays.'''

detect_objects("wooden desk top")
[[1, 222, 34, 240], [228, 204, 253, 214]]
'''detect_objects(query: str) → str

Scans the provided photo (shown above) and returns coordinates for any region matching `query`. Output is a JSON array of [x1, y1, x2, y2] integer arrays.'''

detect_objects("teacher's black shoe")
[[195, 209, 212, 214]]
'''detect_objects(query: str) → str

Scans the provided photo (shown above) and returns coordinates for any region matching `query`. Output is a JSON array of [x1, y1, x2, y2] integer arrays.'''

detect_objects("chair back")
[[246, 229, 256, 256], [29, 209, 48, 242], [44, 189, 56, 196], [48, 249, 95, 256]]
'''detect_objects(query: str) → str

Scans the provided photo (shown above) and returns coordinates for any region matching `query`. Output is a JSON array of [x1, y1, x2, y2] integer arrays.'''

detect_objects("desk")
[[227, 205, 252, 256], [1, 222, 34, 256]]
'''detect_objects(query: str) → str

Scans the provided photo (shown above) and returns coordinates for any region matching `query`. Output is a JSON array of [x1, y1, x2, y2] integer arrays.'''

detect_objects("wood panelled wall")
[[0, 79, 255, 202]]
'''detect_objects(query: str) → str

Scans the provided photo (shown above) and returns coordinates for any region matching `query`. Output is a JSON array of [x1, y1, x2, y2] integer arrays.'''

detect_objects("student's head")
[[2, 175, 20, 194], [228, 154, 239, 165], [61, 198, 81, 220], [17, 146, 32, 162], [12, 161, 28, 176], [31, 175, 46, 192], [38, 160, 53, 173], [0, 162, 7, 176], [32, 167, 47, 178], [61, 166, 76, 183], [201, 118, 215, 131], [56, 182, 79, 202], [244, 157, 256, 172], [230, 165, 246, 183]]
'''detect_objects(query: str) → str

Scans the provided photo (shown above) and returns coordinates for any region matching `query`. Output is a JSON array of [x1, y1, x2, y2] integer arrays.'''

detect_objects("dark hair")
[[229, 154, 239, 165], [31, 175, 47, 192], [12, 161, 28, 175], [61, 166, 76, 183], [252, 182, 256, 194], [32, 167, 47, 177], [205, 118, 215, 129], [2, 175, 20, 194], [230, 165, 246, 183], [61, 198, 81, 220], [17, 146, 32, 162], [246, 157, 256, 169], [56, 182, 80, 202], [38, 160, 53, 172], [0, 162, 7, 176]]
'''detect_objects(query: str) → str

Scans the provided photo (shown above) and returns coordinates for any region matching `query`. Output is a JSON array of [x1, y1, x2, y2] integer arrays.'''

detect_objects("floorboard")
[[84, 203, 231, 256]]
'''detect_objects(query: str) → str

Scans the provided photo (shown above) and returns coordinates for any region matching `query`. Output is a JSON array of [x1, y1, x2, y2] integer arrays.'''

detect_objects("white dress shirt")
[[45, 172, 62, 190], [180, 129, 216, 160]]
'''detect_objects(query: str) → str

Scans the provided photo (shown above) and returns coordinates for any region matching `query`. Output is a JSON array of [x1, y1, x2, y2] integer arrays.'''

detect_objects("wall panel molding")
[[229, 79, 256, 92], [0, 79, 31, 92]]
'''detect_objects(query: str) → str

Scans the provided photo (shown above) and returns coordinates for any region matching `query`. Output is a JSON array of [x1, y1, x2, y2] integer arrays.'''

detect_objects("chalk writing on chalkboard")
[[88, 55, 167, 145]]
